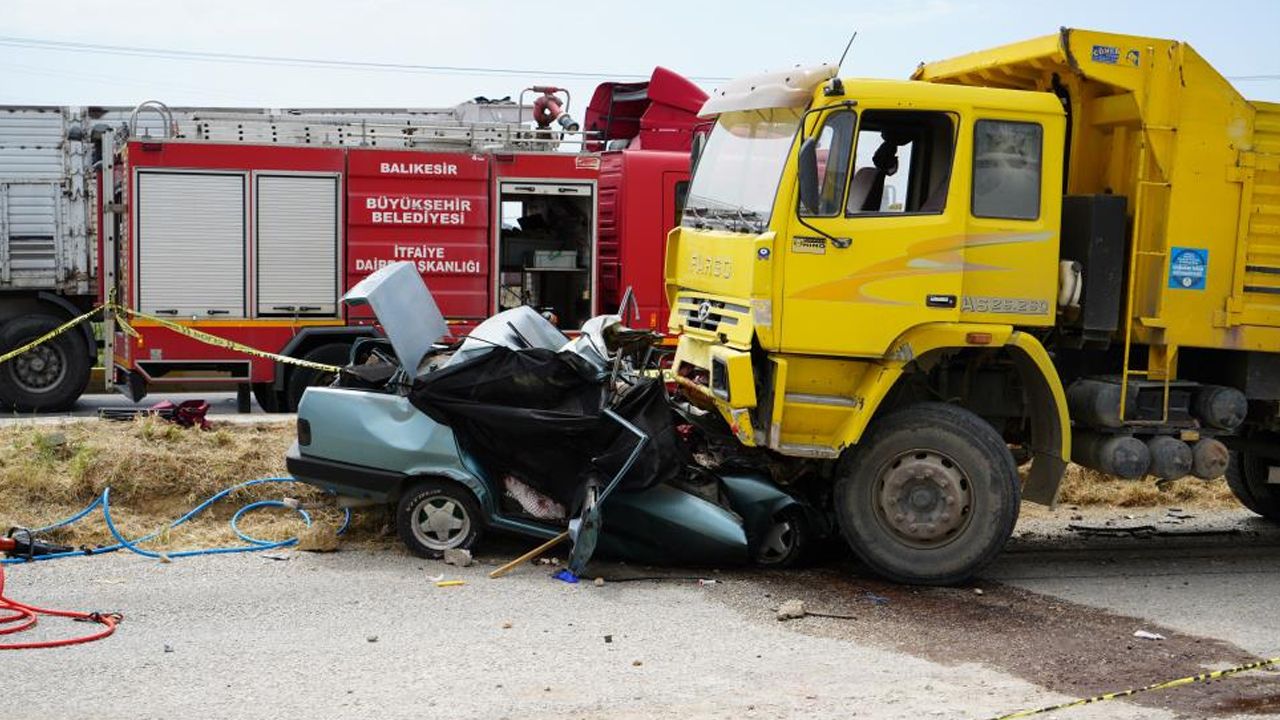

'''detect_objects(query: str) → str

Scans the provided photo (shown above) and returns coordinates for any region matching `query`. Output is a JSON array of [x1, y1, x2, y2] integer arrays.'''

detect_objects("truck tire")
[[251, 383, 282, 413], [1227, 447, 1280, 522], [833, 402, 1020, 585], [0, 314, 92, 412], [284, 343, 349, 411]]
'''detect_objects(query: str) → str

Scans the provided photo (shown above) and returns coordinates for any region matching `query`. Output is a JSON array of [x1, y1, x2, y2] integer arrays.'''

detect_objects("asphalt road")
[[5, 508, 1279, 720]]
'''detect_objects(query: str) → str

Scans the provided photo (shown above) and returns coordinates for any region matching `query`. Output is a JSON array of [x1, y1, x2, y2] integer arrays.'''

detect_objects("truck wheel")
[[1227, 447, 1280, 522], [396, 480, 483, 558], [284, 343, 349, 411], [251, 383, 282, 413], [0, 315, 92, 412], [834, 402, 1020, 585]]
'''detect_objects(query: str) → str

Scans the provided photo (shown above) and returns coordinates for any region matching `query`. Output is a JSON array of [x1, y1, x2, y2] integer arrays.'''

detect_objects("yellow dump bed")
[[915, 28, 1280, 353]]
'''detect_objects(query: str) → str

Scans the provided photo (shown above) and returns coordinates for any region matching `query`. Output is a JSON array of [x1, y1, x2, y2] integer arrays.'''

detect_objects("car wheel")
[[396, 480, 483, 558], [284, 343, 349, 411], [751, 505, 809, 568], [834, 402, 1020, 586], [0, 314, 92, 412]]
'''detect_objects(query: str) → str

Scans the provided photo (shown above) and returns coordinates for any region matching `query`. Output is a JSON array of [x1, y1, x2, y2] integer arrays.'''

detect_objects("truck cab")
[[666, 67, 1071, 583], [667, 29, 1280, 584]]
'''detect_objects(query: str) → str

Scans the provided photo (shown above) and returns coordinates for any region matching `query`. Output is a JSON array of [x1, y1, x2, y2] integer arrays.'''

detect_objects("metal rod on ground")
[[488, 531, 569, 579]]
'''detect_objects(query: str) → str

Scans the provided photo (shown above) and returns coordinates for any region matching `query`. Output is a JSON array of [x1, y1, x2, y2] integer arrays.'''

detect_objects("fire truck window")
[[800, 110, 855, 217], [972, 119, 1042, 220], [497, 185, 594, 330], [847, 111, 956, 215]]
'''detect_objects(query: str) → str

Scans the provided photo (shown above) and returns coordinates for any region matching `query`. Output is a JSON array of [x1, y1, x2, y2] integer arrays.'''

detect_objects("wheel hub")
[[412, 497, 470, 550], [757, 517, 796, 563], [11, 345, 66, 393], [876, 450, 972, 546]]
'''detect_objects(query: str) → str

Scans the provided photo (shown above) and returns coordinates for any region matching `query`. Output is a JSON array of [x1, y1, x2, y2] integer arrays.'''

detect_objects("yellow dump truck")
[[665, 29, 1280, 583]]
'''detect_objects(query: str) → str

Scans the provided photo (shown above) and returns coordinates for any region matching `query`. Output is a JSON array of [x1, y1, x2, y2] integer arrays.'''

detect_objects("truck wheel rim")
[[873, 449, 973, 548], [412, 496, 471, 550], [11, 345, 67, 394]]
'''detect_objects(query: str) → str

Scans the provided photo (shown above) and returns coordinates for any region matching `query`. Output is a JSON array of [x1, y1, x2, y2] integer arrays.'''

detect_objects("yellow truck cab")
[[666, 29, 1280, 584]]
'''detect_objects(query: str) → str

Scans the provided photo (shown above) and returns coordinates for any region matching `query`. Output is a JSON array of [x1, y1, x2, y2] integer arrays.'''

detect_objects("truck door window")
[[800, 110, 855, 216], [847, 111, 956, 215], [972, 120, 1042, 220]]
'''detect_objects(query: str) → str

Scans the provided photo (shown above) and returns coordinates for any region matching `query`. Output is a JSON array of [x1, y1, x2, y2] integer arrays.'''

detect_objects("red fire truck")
[[94, 68, 706, 411]]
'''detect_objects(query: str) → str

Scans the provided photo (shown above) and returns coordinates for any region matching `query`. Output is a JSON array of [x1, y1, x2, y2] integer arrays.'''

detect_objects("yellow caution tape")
[[121, 308, 342, 374], [0, 303, 341, 375], [988, 655, 1280, 719], [0, 304, 106, 366]]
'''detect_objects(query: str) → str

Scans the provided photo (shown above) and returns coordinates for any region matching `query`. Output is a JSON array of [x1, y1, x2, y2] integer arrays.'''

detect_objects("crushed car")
[[285, 261, 829, 574]]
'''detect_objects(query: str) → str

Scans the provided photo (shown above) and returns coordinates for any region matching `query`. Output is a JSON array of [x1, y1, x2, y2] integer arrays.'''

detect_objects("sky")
[[1, 0, 1277, 110]]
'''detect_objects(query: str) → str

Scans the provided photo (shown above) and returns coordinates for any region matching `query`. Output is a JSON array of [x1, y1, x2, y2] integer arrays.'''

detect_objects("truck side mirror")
[[797, 137, 820, 214]]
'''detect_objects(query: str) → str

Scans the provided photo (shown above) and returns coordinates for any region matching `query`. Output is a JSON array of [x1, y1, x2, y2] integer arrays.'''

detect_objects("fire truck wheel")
[[251, 383, 282, 413], [833, 402, 1020, 586], [284, 343, 350, 411], [0, 314, 92, 413]]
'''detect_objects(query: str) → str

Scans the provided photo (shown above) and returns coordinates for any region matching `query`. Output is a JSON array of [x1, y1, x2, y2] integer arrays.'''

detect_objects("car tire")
[[0, 314, 92, 412], [284, 343, 349, 411], [834, 402, 1020, 586], [396, 479, 484, 559], [751, 505, 810, 568]]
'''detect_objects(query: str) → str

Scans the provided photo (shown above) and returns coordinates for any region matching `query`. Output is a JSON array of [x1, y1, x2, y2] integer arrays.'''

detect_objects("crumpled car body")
[[286, 262, 821, 570]]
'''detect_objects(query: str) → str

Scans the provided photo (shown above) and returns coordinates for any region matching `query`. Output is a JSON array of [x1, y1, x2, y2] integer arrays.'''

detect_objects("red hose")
[[0, 565, 121, 649]]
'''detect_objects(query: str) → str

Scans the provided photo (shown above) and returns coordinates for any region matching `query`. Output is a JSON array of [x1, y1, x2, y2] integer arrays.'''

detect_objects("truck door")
[[781, 108, 962, 357]]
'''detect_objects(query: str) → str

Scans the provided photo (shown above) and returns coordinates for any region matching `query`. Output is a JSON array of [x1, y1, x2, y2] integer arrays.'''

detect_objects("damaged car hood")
[[342, 261, 448, 375]]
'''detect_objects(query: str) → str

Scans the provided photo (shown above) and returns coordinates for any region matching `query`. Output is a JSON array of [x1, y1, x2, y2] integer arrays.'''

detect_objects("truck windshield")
[[682, 107, 803, 234]]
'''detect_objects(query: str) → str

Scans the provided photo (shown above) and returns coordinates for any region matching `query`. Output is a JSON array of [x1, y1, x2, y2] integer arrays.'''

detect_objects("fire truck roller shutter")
[[255, 174, 340, 316], [137, 172, 246, 317]]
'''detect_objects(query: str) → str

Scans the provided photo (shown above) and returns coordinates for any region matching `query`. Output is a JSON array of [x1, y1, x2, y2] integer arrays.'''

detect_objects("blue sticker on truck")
[[1091, 45, 1120, 64], [1168, 247, 1208, 290]]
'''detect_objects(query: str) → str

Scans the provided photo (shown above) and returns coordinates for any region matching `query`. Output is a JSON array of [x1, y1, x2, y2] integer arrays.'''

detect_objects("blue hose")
[[2, 477, 351, 565]]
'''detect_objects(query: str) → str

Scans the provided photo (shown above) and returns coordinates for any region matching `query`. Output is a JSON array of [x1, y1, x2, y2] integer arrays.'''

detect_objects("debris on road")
[[367, 635, 379, 643], [776, 599, 807, 621], [1133, 630, 1167, 641], [435, 580, 465, 588], [593, 577, 605, 587], [443, 548, 473, 567]]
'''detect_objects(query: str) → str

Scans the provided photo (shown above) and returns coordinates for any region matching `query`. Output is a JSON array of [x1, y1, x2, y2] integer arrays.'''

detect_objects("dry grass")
[[1043, 464, 1236, 508], [0, 419, 1240, 556], [0, 417, 381, 552]]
